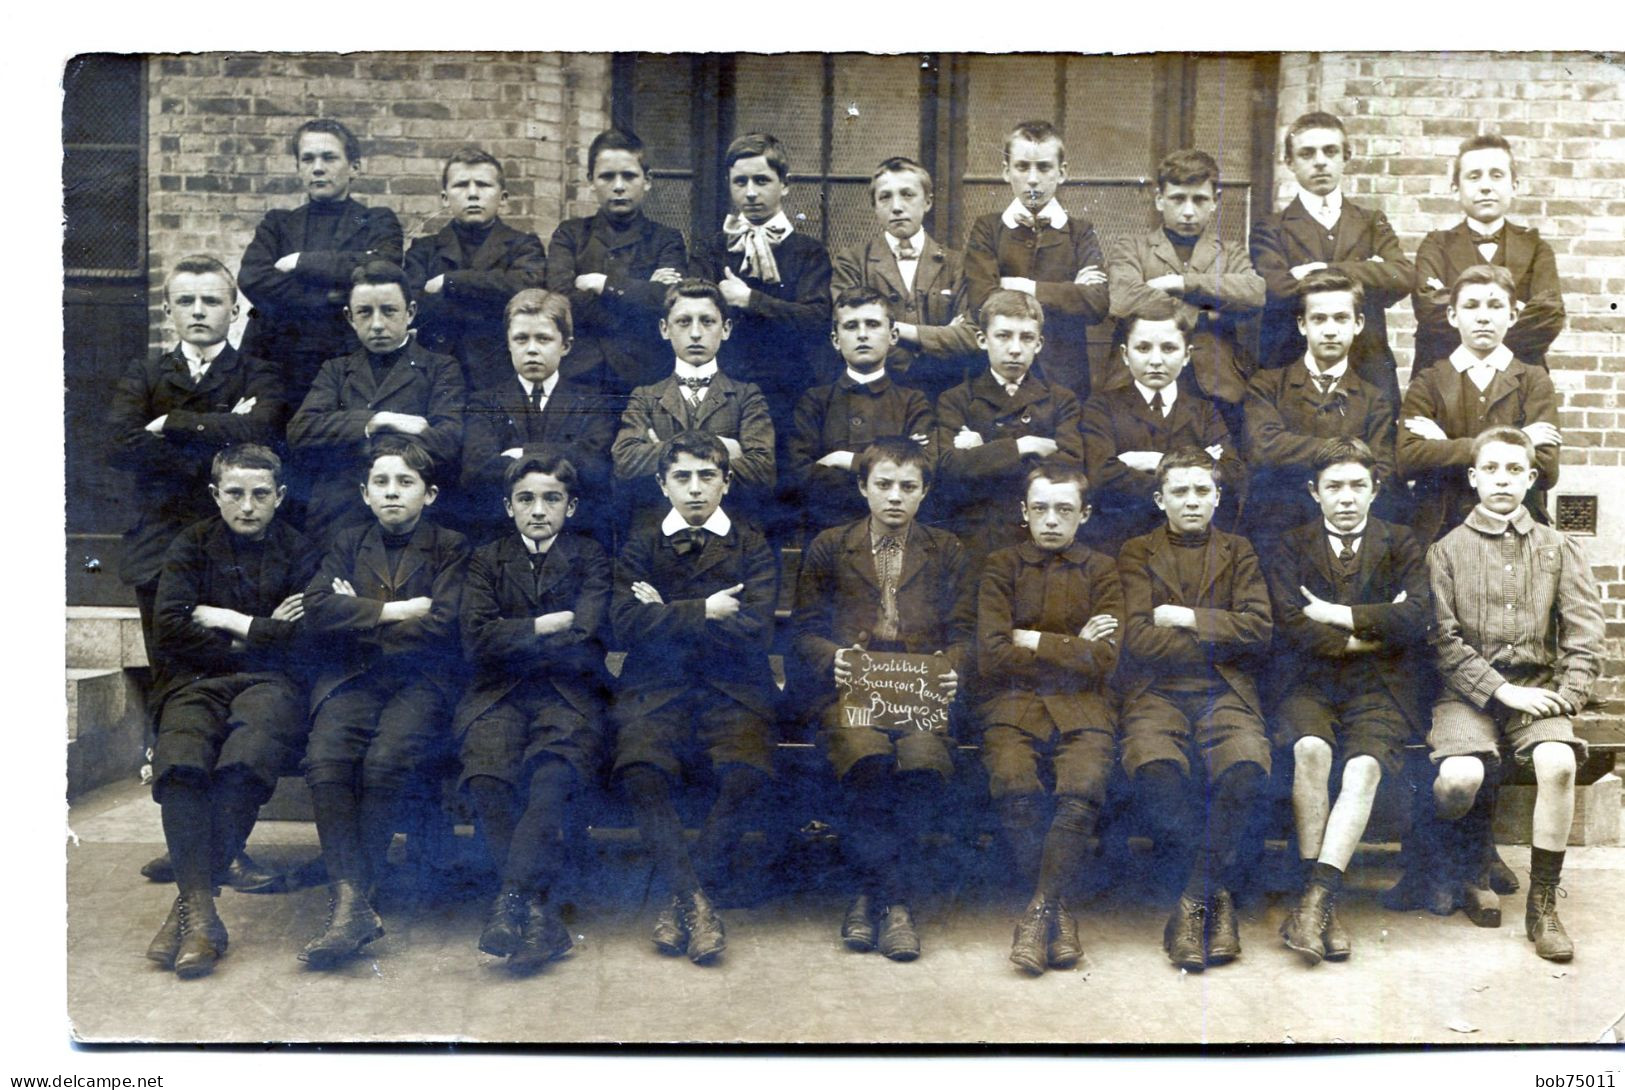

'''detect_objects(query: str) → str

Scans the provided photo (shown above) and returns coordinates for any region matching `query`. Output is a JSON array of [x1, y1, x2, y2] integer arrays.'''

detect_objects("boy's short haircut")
[[504, 287, 574, 341], [1296, 268, 1366, 315], [349, 259, 414, 305], [657, 430, 732, 479], [1156, 148, 1221, 191], [291, 118, 361, 163], [868, 155, 933, 200], [165, 254, 239, 302], [833, 284, 894, 323], [211, 443, 284, 487], [1452, 132, 1518, 185], [1024, 460, 1091, 504], [978, 287, 1045, 332], [364, 434, 437, 488], [1156, 445, 1221, 489], [662, 277, 728, 316], [1470, 425, 1537, 467], [723, 132, 791, 182], [1117, 295, 1195, 343], [854, 436, 934, 490], [1310, 437, 1380, 486], [504, 449, 580, 498], [1449, 263, 1518, 308], [1283, 111, 1351, 161], [1002, 120, 1065, 162], [441, 145, 505, 190], [587, 129, 649, 176]]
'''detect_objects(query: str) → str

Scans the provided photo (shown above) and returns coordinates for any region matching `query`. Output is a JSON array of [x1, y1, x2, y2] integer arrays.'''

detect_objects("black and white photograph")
[[34, 20, 1625, 1072]]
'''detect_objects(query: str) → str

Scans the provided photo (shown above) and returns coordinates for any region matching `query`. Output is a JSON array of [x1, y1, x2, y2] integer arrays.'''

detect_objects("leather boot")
[[477, 889, 526, 958], [1048, 899, 1084, 969], [1008, 899, 1051, 976], [877, 903, 920, 962], [1462, 875, 1502, 929], [299, 880, 383, 969], [651, 893, 687, 956], [173, 891, 228, 979], [145, 896, 185, 969], [1280, 884, 1332, 966], [509, 895, 572, 973], [683, 889, 726, 964], [1206, 888, 1241, 965], [1525, 882, 1573, 962], [1162, 895, 1207, 972], [840, 893, 877, 952], [1322, 900, 1352, 962]]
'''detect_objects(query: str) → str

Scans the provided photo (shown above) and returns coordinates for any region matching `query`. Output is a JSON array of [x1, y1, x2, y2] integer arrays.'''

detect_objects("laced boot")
[[683, 889, 726, 964], [477, 889, 526, 958], [1048, 899, 1084, 969], [1525, 882, 1573, 962], [173, 891, 228, 979], [1162, 895, 1207, 972], [1007, 899, 1051, 976], [1279, 884, 1332, 966], [299, 880, 383, 969]]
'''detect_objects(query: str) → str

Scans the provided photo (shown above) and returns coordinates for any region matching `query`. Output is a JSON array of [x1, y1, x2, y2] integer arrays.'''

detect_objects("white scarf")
[[723, 210, 794, 285]]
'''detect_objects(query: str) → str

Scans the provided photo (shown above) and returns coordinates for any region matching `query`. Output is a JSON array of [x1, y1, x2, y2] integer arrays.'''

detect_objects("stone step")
[[66, 606, 146, 670], [1495, 773, 1622, 847], [66, 668, 146, 800]]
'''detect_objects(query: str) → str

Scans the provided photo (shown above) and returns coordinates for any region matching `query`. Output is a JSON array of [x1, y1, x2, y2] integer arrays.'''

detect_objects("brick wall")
[[1276, 52, 1625, 705], [144, 51, 611, 350]]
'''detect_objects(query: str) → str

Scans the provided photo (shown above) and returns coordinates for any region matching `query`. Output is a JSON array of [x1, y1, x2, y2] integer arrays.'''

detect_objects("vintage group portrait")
[[57, 45, 1624, 1054]]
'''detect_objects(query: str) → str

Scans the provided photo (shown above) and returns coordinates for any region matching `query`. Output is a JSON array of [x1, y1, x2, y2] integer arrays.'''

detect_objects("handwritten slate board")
[[837, 650, 953, 734]]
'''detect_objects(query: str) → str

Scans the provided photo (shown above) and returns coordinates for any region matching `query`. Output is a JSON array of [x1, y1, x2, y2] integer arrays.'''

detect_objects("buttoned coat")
[[460, 375, 616, 506], [150, 517, 319, 717], [302, 519, 469, 711], [1115, 525, 1273, 718], [610, 371, 776, 491], [610, 515, 778, 719], [1250, 195, 1414, 406], [404, 220, 548, 392], [976, 540, 1123, 731], [1412, 220, 1565, 372], [546, 212, 688, 391], [1395, 356, 1559, 544], [107, 345, 288, 587], [792, 519, 975, 717], [933, 370, 1083, 529], [286, 339, 466, 547], [1107, 226, 1266, 405], [963, 212, 1109, 400], [830, 231, 980, 400], [1260, 516, 1431, 733], [452, 531, 610, 738], [785, 375, 934, 531], [237, 198, 404, 396]]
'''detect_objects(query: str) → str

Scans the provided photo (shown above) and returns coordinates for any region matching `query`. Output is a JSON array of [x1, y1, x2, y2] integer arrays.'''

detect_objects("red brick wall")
[[1276, 52, 1625, 706], [144, 51, 611, 349]]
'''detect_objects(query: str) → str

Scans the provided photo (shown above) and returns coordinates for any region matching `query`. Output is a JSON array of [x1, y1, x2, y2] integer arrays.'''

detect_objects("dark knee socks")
[[1038, 795, 1100, 903], [208, 769, 273, 877], [1185, 763, 1264, 901], [467, 775, 518, 876], [843, 759, 937, 905], [622, 764, 699, 897], [310, 783, 366, 885], [694, 764, 769, 888], [995, 794, 1045, 883], [503, 760, 575, 896], [156, 772, 214, 895]]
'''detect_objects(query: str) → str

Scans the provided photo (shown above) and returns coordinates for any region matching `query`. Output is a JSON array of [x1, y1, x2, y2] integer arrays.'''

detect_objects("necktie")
[[671, 527, 707, 556], [1309, 372, 1333, 398], [1313, 196, 1338, 230], [874, 535, 902, 641], [680, 375, 711, 408], [1150, 390, 1166, 417], [1016, 212, 1052, 231], [529, 384, 545, 412], [1004, 382, 1021, 398], [895, 238, 917, 260], [1330, 531, 1360, 569]]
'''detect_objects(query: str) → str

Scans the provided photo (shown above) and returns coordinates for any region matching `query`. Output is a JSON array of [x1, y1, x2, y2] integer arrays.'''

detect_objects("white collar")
[[845, 366, 887, 386], [519, 532, 557, 555], [515, 371, 559, 399], [1449, 344, 1514, 373], [661, 506, 731, 537], [1295, 186, 1343, 216], [1133, 380, 1178, 411], [1302, 354, 1349, 382], [179, 340, 227, 366], [1324, 518, 1367, 538], [674, 359, 719, 381], [884, 229, 926, 258], [1467, 217, 1507, 238], [1001, 197, 1068, 230]]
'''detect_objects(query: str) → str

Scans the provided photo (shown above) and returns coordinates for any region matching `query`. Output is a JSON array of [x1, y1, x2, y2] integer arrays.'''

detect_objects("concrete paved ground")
[[65, 777, 1625, 1046]]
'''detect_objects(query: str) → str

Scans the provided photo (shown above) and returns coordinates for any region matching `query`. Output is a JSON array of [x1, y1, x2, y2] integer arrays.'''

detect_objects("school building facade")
[[63, 50, 1624, 712]]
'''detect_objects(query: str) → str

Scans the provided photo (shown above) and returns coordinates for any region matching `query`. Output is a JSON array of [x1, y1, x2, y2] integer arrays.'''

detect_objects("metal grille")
[[62, 54, 145, 276], [1554, 494, 1599, 535], [1193, 57, 1259, 182], [1063, 56, 1159, 178]]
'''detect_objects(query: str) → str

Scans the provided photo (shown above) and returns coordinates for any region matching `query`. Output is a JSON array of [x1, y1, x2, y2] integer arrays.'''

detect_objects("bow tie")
[[1016, 212, 1051, 231], [680, 375, 713, 393], [671, 527, 708, 555], [894, 238, 918, 260]]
